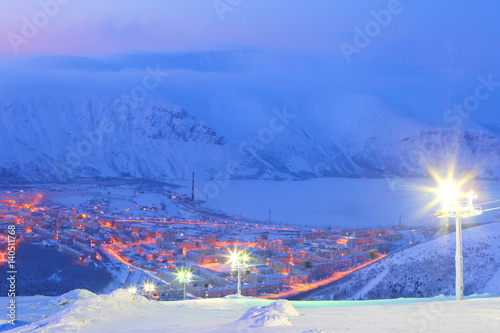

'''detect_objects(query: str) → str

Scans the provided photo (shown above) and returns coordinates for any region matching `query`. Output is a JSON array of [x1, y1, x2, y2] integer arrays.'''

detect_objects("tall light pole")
[[177, 270, 192, 300], [229, 250, 250, 297], [435, 184, 482, 300], [143, 282, 155, 300]]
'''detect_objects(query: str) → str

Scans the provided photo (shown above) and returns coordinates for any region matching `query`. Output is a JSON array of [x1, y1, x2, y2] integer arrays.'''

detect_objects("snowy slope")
[[322, 93, 500, 179], [2, 290, 499, 332], [305, 222, 500, 300], [0, 98, 229, 183]]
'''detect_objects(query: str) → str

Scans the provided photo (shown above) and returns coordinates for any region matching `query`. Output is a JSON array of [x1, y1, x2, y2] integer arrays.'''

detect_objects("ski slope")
[[1, 290, 499, 332]]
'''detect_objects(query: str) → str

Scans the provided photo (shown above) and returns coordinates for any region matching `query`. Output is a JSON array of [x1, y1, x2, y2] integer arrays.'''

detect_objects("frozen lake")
[[177, 177, 500, 229]]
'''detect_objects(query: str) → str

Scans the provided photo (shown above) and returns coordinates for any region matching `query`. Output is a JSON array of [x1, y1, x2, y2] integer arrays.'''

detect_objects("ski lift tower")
[[435, 186, 482, 300]]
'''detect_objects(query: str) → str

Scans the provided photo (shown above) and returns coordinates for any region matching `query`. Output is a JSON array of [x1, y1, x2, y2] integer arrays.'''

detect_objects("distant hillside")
[[304, 222, 500, 300]]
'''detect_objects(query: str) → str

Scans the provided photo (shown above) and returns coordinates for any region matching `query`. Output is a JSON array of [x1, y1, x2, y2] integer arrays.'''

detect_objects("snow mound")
[[49, 289, 96, 307], [238, 300, 299, 328], [267, 299, 300, 316], [14, 289, 154, 332]]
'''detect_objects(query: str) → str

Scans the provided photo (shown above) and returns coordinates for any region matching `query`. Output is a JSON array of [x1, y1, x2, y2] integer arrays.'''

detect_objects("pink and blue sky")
[[0, 0, 499, 69], [1, 1, 500, 127]]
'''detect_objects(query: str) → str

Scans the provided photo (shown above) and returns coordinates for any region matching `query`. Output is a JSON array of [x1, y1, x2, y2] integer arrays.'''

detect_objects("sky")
[[1, 0, 500, 126], [0, 0, 499, 62]]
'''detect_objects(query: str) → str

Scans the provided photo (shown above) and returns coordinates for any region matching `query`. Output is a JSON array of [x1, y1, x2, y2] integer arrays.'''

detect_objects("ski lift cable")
[[481, 206, 500, 213], [476, 199, 500, 206]]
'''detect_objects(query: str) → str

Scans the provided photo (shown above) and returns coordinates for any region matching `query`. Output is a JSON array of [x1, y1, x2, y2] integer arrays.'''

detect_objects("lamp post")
[[143, 282, 155, 300], [177, 270, 192, 300], [435, 184, 482, 300], [229, 250, 250, 297]]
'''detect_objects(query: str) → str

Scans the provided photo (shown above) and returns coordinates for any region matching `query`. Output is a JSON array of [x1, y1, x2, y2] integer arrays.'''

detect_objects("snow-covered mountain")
[[305, 222, 500, 301], [321, 94, 500, 179], [0, 52, 499, 183], [0, 98, 229, 183], [1, 93, 499, 184]]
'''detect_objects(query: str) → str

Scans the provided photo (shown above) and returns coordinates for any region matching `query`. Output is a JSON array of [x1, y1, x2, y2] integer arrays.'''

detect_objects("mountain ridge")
[[0, 94, 499, 184]]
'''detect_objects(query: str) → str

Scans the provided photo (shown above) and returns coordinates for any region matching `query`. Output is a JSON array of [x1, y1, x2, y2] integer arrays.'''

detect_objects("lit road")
[[101, 245, 173, 288], [114, 219, 232, 227], [258, 254, 388, 299]]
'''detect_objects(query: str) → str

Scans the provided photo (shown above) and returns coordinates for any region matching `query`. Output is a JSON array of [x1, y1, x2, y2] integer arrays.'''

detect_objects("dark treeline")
[[1, 243, 112, 296]]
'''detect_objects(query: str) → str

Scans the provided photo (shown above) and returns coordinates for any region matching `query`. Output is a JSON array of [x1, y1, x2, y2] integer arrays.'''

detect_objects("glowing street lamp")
[[228, 248, 250, 297], [127, 286, 137, 295], [176, 269, 192, 300], [435, 183, 482, 300], [143, 282, 155, 300]]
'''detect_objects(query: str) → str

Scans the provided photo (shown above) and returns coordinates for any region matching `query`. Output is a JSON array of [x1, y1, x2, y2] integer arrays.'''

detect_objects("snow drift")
[[237, 299, 300, 327]]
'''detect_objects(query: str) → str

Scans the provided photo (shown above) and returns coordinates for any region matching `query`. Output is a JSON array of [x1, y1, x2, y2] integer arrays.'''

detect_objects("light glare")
[[440, 182, 459, 209]]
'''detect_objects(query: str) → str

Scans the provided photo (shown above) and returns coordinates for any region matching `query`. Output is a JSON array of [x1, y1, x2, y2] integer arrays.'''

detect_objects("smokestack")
[[191, 172, 195, 202]]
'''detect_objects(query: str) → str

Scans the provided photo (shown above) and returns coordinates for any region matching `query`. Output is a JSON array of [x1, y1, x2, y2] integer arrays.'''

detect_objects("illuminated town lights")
[[128, 286, 137, 294]]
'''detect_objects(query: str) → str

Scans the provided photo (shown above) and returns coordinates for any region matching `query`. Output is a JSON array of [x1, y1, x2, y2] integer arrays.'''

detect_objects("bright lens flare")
[[226, 247, 251, 267], [439, 182, 459, 209], [227, 247, 242, 266], [413, 154, 484, 220], [230, 253, 239, 265], [128, 286, 137, 294], [143, 283, 155, 292], [176, 269, 192, 282]]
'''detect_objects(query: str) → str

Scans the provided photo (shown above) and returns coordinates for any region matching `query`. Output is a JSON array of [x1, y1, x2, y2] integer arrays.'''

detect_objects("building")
[[33, 226, 56, 239], [186, 248, 224, 265], [201, 234, 216, 246], [161, 230, 176, 242], [58, 244, 85, 260], [156, 238, 183, 254], [300, 231, 336, 240], [258, 238, 289, 253]]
